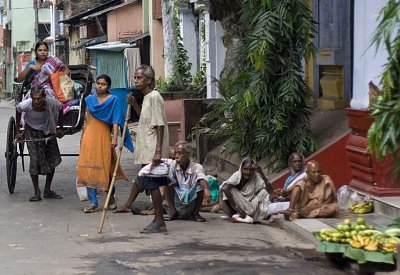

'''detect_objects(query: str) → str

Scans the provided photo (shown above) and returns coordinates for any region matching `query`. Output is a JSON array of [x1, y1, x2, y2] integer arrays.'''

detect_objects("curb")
[[271, 216, 320, 245]]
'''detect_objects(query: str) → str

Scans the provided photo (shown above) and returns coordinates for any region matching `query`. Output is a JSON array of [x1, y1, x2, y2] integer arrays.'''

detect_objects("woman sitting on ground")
[[219, 157, 271, 223]]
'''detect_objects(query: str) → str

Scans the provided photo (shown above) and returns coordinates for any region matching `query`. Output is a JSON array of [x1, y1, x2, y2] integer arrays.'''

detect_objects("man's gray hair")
[[136, 64, 155, 89], [174, 141, 193, 156], [30, 85, 46, 96]]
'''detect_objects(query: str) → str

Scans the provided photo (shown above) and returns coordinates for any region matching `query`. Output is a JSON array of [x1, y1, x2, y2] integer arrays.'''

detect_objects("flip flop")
[[106, 197, 117, 210], [84, 204, 99, 213], [191, 214, 206, 222], [43, 191, 63, 199], [140, 223, 167, 234], [107, 203, 117, 210], [29, 194, 42, 202], [164, 212, 179, 221]]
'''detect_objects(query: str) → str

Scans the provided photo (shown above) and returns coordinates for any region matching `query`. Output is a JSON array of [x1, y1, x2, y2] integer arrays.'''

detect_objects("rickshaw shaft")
[[13, 135, 56, 145]]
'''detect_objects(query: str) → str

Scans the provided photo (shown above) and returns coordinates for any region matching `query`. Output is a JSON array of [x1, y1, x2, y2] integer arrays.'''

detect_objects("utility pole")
[[35, 0, 39, 42]]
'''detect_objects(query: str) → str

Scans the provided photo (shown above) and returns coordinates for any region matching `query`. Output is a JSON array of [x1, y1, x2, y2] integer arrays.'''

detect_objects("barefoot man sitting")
[[283, 160, 338, 220]]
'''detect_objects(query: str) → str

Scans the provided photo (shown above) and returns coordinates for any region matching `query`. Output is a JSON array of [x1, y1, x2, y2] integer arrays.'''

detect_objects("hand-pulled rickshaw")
[[5, 65, 93, 194]]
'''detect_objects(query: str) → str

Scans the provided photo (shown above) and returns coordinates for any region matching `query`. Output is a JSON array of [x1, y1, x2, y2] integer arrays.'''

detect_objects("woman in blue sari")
[[77, 75, 133, 213]]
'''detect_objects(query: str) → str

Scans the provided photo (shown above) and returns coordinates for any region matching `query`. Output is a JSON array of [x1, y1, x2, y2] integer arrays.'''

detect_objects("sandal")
[[191, 213, 206, 222], [84, 204, 99, 213], [107, 197, 117, 210], [164, 211, 179, 221], [43, 191, 63, 199], [140, 223, 167, 234], [29, 194, 42, 202]]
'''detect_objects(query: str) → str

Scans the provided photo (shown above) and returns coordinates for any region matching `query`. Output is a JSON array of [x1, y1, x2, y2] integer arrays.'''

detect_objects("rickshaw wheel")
[[5, 116, 17, 193]]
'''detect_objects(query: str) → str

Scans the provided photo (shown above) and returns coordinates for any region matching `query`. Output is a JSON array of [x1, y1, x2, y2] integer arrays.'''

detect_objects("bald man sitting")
[[283, 160, 338, 220]]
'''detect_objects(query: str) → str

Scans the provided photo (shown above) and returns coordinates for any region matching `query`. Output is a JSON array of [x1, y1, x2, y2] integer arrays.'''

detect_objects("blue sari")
[[85, 94, 134, 152]]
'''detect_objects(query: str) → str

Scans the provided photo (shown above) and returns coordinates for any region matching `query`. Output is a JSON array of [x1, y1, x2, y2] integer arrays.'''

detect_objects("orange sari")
[[296, 175, 338, 218], [77, 113, 127, 191]]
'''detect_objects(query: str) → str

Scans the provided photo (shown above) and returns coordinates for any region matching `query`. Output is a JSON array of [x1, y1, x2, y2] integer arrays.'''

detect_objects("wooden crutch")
[[98, 104, 131, 233]]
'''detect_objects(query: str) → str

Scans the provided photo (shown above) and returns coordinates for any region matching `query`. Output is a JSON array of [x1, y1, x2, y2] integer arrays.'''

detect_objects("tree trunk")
[[209, 0, 245, 79], [162, 0, 177, 79]]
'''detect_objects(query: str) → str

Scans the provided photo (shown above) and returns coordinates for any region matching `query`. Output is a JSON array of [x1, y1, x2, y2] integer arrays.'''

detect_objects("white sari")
[[219, 159, 269, 221]]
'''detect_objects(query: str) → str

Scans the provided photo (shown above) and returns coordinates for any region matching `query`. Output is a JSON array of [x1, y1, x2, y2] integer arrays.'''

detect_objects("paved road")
[[0, 99, 350, 275]]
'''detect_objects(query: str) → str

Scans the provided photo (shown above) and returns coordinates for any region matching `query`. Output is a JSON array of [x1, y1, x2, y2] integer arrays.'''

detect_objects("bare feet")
[[283, 209, 300, 221], [114, 205, 131, 213], [210, 204, 221, 213], [140, 209, 155, 215], [140, 221, 167, 234]]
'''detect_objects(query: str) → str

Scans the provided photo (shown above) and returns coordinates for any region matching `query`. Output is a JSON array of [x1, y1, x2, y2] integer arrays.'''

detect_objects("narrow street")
[[0, 99, 349, 274]]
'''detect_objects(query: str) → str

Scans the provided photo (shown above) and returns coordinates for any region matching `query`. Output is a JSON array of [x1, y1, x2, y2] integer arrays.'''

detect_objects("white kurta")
[[134, 90, 169, 164]]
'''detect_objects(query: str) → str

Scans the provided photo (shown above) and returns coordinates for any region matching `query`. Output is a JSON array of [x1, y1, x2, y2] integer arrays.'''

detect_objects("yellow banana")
[[358, 236, 368, 246], [350, 240, 363, 249], [364, 243, 379, 251]]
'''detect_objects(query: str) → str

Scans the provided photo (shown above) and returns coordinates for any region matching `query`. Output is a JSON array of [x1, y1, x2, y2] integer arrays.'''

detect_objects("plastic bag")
[[348, 191, 373, 214], [76, 179, 88, 201], [147, 162, 169, 178], [337, 185, 351, 211], [206, 175, 219, 203]]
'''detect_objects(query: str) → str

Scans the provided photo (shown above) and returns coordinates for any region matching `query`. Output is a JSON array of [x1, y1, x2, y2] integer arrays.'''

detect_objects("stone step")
[[372, 197, 400, 220]]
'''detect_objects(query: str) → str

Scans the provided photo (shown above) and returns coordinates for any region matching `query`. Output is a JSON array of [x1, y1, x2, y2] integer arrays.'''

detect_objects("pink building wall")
[[107, 4, 142, 41], [152, 19, 164, 79]]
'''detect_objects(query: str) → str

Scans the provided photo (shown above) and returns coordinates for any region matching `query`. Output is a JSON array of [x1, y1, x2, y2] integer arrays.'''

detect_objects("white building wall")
[[11, 0, 35, 49], [351, 0, 388, 109], [205, 11, 226, 99], [180, 4, 198, 75]]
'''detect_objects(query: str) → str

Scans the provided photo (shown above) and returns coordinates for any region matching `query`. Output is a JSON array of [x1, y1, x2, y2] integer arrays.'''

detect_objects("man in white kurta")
[[134, 89, 169, 164]]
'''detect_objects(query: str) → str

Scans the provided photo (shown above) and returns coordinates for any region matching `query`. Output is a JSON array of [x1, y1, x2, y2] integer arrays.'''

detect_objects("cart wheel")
[[5, 116, 17, 193]]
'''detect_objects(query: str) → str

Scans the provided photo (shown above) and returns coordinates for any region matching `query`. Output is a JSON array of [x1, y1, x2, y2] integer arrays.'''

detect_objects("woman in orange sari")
[[77, 75, 134, 213]]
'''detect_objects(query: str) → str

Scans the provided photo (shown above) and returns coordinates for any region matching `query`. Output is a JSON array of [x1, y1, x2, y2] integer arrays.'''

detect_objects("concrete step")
[[371, 197, 400, 220]]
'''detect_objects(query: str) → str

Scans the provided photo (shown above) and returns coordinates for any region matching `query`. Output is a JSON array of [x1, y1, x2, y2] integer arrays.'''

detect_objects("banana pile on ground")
[[317, 217, 400, 253], [348, 200, 373, 214]]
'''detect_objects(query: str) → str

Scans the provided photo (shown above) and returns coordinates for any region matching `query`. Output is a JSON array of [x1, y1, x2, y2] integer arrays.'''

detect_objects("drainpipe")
[[35, 0, 39, 41], [50, 1, 56, 55]]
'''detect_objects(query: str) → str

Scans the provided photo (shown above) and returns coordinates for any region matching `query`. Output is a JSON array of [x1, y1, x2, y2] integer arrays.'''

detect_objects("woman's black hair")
[[34, 41, 49, 61], [96, 74, 112, 93]]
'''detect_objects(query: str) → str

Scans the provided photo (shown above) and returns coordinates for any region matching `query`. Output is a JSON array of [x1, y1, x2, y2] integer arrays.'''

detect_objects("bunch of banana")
[[373, 234, 400, 253], [380, 242, 398, 253], [348, 201, 373, 214], [349, 235, 379, 251]]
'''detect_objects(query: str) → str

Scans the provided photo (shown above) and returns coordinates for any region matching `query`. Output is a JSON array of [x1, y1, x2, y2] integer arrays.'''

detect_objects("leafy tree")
[[201, 0, 317, 170], [368, 0, 400, 172]]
